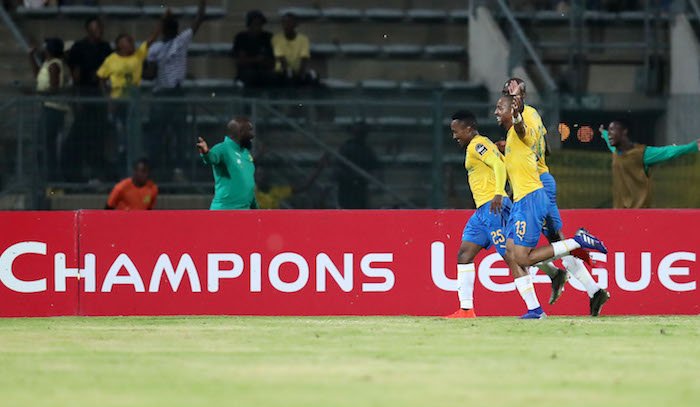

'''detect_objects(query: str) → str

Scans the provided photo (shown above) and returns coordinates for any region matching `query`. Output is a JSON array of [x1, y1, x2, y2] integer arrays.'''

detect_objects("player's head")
[[163, 15, 179, 40], [281, 13, 298, 36], [132, 158, 152, 187], [85, 16, 103, 41], [607, 119, 630, 147], [43, 38, 64, 59], [228, 117, 256, 150], [115, 33, 134, 56], [451, 110, 478, 147], [246, 10, 267, 35], [495, 95, 515, 128]]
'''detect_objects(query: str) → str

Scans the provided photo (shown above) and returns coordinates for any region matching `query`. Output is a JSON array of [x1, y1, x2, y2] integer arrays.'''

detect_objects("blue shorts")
[[540, 172, 563, 237], [462, 197, 513, 257], [506, 188, 550, 248]]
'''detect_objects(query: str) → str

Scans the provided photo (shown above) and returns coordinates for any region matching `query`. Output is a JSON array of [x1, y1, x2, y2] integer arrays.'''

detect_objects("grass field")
[[1, 316, 698, 407]]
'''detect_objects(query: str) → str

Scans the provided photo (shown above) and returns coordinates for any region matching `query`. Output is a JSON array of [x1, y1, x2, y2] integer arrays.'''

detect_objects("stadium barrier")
[[0, 210, 697, 317]]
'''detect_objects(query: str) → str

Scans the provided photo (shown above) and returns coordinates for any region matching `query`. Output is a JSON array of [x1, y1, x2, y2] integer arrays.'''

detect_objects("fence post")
[[431, 92, 445, 209]]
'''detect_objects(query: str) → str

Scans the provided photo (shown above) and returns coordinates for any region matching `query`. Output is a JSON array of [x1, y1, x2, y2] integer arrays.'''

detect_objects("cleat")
[[549, 268, 569, 305], [573, 228, 608, 254], [444, 308, 476, 319], [589, 289, 611, 317], [519, 306, 547, 319], [571, 248, 593, 266]]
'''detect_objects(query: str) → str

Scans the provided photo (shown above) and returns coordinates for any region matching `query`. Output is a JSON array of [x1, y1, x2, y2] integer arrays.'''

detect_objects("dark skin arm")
[[145, 17, 163, 47], [512, 97, 527, 139], [490, 194, 504, 214], [191, 0, 207, 35]]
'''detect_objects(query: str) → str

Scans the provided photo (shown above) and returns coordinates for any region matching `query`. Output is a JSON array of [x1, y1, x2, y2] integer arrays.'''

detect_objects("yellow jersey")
[[523, 105, 549, 174], [97, 42, 148, 99], [505, 124, 543, 202], [465, 135, 507, 208], [272, 32, 310, 72]]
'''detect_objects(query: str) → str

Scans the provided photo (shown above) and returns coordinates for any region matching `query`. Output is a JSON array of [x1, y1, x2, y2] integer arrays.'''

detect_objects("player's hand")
[[507, 79, 520, 96], [495, 140, 506, 154], [599, 124, 605, 136], [490, 194, 504, 215], [511, 96, 521, 115], [196, 137, 209, 154]]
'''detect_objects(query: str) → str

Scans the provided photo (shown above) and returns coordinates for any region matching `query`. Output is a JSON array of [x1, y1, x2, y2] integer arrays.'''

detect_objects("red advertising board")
[[0, 210, 698, 317]]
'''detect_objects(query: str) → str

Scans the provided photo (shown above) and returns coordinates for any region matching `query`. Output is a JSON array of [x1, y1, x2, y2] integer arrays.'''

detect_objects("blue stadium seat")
[[582, 10, 618, 21], [532, 10, 568, 22], [180, 6, 226, 18], [208, 43, 231, 55], [383, 44, 423, 58], [321, 8, 363, 21], [441, 80, 481, 91], [310, 43, 340, 56], [321, 78, 357, 90], [339, 44, 380, 57], [59, 6, 99, 17], [399, 81, 438, 91], [365, 8, 405, 21], [425, 45, 466, 58], [188, 43, 211, 55], [449, 9, 470, 22], [16, 6, 58, 17], [360, 80, 399, 90], [143, 6, 179, 17], [99, 6, 142, 17]]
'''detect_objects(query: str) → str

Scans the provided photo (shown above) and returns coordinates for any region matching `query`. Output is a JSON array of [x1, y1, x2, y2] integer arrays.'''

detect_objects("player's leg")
[[504, 239, 545, 319], [445, 212, 490, 318]]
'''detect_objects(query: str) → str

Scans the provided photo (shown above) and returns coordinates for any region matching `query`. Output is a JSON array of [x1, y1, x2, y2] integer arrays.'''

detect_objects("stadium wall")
[[0, 210, 697, 317]]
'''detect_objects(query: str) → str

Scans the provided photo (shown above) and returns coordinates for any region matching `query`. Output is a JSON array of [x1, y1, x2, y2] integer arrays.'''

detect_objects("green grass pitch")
[[1, 316, 698, 407]]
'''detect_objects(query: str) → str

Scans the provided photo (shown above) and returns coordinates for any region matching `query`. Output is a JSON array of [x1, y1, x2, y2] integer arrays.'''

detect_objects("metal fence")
[[1, 92, 699, 210]]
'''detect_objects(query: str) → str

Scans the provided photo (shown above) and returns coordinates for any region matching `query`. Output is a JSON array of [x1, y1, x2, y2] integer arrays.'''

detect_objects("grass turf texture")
[[1, 316, 698, 407]]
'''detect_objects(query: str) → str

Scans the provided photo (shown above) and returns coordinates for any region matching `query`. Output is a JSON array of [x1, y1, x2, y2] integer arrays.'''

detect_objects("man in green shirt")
[[601, 120, 700, 209], [196, 117, 259, 209]]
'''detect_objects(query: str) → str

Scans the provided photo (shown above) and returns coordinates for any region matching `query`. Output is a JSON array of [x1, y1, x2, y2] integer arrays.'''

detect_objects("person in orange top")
[[106, 158, 158, 210]]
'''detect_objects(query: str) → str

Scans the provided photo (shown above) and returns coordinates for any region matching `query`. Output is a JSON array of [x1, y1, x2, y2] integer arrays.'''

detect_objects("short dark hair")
[[115, 33, 130, 46], [502, 77, 526, 95], [84, 15, 101, 29], [133, 158, 151, 170], [44, 37, 64, 58], [611, 118, 630, 132], [452, 110, 478, 131], [246, 10, 267, 26], [163, 16, 179, 34]]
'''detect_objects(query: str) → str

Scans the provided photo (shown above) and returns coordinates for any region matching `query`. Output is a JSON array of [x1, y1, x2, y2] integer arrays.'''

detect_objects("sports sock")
[[457, 263, 476, 309], [551, 239, 581, 257], [562, 255, 599, 298], [514, 275, 540, 310], [534, 261, 558, 279]]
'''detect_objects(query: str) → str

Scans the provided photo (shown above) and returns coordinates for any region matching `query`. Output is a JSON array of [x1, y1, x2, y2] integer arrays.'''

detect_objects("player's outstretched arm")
[[511, 98, 527, 139], [643, 139, 700, 169]]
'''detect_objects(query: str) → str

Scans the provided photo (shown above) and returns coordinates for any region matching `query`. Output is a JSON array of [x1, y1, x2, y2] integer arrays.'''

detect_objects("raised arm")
[[643, 140, 700, 170], [145, 16, 163, 47], [511, 97, 527, 139], [191, 0, 207, 35], [599, 125, 615, 153]]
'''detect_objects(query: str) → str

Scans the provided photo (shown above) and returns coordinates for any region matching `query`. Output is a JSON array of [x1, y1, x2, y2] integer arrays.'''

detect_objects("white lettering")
[[361, 253, 395, 292], [149, 254, 201, 292], [250, 253, 262, 292], [101, 254, 145, 292], [0, 241, 47, 293], [54, 253, 96, 292], [658, 252, 696, 292], [207, 253, 244, 293], [615, 252, 651, 291], [478, 253, 513, 292], [430, 241, 456, 291], [316, 253, 353, 292], [269, 252, 309, 293]]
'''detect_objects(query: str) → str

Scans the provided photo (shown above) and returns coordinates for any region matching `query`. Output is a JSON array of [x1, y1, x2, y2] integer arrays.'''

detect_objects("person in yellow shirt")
[[443, 111, 510, 319], [272, 13, 317, 86], [503, 78, 610, 316], [97, 19, 161, 162], [495, 95, 608, 319]]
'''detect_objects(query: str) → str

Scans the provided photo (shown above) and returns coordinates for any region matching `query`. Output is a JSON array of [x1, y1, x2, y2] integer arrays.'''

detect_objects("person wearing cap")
[[232, 10, 275, 88], [29, 37, 69, 181]]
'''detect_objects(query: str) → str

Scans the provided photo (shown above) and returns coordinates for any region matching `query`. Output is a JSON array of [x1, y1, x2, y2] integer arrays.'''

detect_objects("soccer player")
[[495, 95, 608, 319], [444, 111, 511, 318], [196, 118, 259, 210], [601, 120, 700, 209], [503, 78, 610, 316]]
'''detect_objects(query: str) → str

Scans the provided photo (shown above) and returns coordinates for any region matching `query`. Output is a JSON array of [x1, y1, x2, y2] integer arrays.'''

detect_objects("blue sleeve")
[[643, 141, 699, 172]]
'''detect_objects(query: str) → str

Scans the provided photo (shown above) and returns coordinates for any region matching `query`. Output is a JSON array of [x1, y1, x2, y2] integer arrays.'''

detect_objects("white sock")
[[514, 275, 540, 310], [457, 263, 476, 309], [535, 261, 558, 279], [562, 255, 600, 298], [551, 239, 581, 257]]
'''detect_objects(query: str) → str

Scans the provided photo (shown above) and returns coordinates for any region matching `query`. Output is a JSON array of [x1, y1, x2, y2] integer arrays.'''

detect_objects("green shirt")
[[602, 130, 699, 173], [201, 137, 259, 210]]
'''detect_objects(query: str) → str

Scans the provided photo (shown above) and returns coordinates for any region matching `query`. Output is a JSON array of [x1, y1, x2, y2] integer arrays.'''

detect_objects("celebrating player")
[[503, 78, 610, 316], [495, 95, 608, 319], [444, 111, 511, 319]]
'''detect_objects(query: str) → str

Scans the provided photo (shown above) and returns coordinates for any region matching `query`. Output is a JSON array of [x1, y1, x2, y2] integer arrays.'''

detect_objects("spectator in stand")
[[272, 13, 317, 87], [97, 21, 161, 163], [255, 153, 329, 209], [334, 125, 381, 209], [232, 10, 275, 88], [105, 158, 158, 210], [145, 1, 207, 180], [196, 117, 259, 210], [65, 16, 112, 181], [601, 120, 700, 208], [29, 38, 69, 181]]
